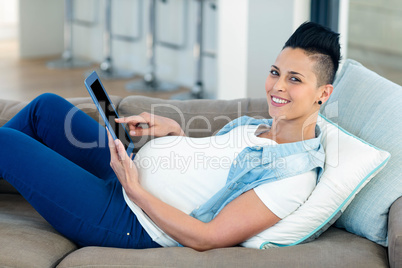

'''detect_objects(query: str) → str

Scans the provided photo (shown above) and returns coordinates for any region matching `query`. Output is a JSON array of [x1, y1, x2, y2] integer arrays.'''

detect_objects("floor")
[[0, 40, 189, 102]]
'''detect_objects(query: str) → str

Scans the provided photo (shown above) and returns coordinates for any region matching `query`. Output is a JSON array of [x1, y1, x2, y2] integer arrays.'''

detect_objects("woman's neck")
[[260, 115, 318, 144]]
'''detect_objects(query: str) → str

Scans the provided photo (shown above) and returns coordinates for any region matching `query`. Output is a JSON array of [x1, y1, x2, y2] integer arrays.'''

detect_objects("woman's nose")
[[273, 78, 286, 92]]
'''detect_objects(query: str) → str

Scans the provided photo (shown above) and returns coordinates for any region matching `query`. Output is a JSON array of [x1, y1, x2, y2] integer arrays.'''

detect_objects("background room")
[[0, 0, 401, 102]]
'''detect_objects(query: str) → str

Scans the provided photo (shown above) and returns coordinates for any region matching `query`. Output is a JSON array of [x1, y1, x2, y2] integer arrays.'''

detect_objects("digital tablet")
[[84, 71, 135, 158]]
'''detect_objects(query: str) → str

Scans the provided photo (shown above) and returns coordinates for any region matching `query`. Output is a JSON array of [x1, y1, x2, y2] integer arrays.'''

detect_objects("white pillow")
[[241, 114, 391, 249]]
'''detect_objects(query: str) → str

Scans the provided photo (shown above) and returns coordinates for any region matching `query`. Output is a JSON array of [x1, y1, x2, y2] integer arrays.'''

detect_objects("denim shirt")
[[189, 116, 325, 223]]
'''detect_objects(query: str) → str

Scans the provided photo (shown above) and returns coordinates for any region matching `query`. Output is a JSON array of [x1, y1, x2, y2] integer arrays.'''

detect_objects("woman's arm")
[[115, 112, 186, 137], [130, 185, 280, 251], [108, 132, 280, 251]]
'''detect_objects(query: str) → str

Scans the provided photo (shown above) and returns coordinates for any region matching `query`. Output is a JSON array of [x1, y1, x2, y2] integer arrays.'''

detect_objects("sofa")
[[0, 59, 401, 268]]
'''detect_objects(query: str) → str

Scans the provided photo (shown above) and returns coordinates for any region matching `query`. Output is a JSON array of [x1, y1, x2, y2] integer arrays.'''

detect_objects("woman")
[[0, 22, 340, 251]]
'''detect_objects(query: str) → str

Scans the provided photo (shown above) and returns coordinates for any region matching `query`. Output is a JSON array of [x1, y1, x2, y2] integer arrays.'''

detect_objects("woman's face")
[[265, 47, 323, 123]]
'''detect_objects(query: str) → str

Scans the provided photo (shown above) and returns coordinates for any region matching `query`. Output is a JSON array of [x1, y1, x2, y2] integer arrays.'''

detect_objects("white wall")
[[217, 0, 311, 99], [18, 0, 64, 58], [246, 0, 311, 99], [215, 0, 248, 99], [0, 0, 19, 40]]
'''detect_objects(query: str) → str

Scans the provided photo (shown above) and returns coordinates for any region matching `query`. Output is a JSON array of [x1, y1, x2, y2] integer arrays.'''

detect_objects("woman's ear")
[[319, 84, 333, 104]]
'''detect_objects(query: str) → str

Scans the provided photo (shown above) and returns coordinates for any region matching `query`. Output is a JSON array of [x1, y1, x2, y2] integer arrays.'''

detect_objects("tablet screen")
[[90, 79, 132, 150]]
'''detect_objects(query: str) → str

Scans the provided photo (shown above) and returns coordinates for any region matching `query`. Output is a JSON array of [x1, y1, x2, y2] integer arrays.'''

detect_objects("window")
[[311, 0, 402, 86]]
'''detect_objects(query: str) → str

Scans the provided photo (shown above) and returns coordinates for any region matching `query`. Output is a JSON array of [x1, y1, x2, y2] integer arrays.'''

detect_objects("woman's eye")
[[290, 77, 301, 82], [270, 70, 279, 76]]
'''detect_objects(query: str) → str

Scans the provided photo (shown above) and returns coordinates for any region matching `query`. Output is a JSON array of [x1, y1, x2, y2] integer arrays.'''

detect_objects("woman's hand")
[[115, 112, 185, 137], [107, 130, 140, 196]]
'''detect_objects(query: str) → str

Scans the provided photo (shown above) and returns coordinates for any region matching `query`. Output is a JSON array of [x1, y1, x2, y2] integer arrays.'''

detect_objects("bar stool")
[[47, 0, 97, 69], [172, 0, 217, 99], [126, 0, 188, 92], [93, 0, 143, 79]]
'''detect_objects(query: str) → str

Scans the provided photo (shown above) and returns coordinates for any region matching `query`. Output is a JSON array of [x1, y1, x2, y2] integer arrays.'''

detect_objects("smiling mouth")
[[271, 96, 290, 105]]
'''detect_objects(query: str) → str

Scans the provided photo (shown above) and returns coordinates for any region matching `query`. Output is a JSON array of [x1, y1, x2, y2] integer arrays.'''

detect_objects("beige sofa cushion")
[[0, 194, 77, 268], [0, 99, 28, 127], [57, 227, 388, 268]]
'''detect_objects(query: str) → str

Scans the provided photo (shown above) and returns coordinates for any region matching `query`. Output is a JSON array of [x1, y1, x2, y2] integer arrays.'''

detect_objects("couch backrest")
[[118, 96, 270, 148]]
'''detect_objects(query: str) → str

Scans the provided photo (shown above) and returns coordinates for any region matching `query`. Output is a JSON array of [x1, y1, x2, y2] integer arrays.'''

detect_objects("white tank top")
[[123, 124, 316, 247]]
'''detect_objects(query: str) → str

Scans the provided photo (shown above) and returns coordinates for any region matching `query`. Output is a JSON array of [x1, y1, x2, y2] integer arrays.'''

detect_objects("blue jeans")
[[0, 93, 160, 249]]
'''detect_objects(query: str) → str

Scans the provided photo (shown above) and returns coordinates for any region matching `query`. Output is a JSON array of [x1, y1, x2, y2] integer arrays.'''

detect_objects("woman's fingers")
[[114, 139, 127, 162], [115, 115, 151, 136], [131, 126, 154, 136], [115, 114, 150, 125], [107, 129, 118, 163], [107, 129, 115, 152], [115, 112, 178, 137], [127, 124, 148, 136], [107, 129, 128, 166]]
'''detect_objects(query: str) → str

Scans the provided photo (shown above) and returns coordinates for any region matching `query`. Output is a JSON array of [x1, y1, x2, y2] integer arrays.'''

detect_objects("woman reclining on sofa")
[[0, 22, 340, 251]]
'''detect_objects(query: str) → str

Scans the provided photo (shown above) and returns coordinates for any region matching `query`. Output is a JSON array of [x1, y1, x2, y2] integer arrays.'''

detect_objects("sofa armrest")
[[389, 196, 402, 268]]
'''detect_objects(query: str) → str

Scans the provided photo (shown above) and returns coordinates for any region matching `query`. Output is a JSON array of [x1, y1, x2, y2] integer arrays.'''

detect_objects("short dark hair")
[[283, 21, 341, 86]]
